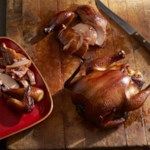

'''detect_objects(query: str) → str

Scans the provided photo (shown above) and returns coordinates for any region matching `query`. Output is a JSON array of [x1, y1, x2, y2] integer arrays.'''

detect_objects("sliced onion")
[[6, 58, 31, 69], [76, 5, 107, 46], [91, 18, 107, 46], [72, 23, 97, 45], [11, 67, 28, 78], [20, 79, 29, 88], [0, 73, 19, 90], [27, 70, 36, 85]]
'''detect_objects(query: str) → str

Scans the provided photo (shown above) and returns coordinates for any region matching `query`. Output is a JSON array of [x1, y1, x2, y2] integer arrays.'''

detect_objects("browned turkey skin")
[[45, 5, 150, 128], [65, 51, 150, 128], [44, 5, 107, 58]]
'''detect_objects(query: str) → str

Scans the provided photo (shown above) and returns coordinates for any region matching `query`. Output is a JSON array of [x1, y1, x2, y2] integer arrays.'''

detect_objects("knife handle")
[[132, 32, 150, 52]]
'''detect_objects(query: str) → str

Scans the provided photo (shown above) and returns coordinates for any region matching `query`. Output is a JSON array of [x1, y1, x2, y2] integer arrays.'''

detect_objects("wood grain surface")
[[5, 0, 150, 149]]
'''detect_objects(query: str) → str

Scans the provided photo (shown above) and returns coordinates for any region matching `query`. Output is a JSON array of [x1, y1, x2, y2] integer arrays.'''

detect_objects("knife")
[[95, 0, 150, 52]]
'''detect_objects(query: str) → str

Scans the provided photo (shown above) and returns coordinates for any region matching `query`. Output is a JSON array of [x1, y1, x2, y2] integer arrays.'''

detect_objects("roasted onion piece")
[[5, 87, 44, 102], [6, 87, 34, 112], [72, 23, 97, 46], [0, 43, 44, 113], [0, 73, 19, 91], [76, 5, 107, 46], [65, 51, 150, 128]]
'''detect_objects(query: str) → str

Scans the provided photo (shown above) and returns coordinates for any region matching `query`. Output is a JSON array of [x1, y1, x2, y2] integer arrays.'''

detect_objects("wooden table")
[[5, 0, 150, 149]]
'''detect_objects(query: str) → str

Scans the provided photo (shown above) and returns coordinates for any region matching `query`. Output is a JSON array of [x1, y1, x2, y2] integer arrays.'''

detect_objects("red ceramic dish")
[[0, 37, 53, 140]]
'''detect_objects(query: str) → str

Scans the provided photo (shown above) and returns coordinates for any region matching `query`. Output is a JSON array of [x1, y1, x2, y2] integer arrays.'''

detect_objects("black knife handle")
[[132, 32, 150, 52]]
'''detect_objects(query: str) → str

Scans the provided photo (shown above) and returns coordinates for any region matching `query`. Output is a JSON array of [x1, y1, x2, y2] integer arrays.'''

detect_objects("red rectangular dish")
[[0, 37, 53, 140]]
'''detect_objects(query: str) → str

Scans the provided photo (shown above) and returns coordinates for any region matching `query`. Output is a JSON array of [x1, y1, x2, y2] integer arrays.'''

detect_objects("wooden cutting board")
[[6, 0, 150, 149]]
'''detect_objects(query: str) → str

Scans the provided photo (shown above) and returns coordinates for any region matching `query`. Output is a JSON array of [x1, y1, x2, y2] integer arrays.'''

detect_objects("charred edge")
[[23, 86, 34, 112], [44, 11, 76, 34], [111, 50, 126, 62], [0, 43, 14, 65], [123, 112, 128, 120], [44, 27, 52, 34], [145, 84, 150, 90], [64, 59, 84, 88], [76, 104, 85, 115], [131, 76, 145, 89]]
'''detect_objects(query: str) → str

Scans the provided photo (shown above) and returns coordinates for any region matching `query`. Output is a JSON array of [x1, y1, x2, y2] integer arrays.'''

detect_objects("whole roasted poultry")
[[65, 51, 150, 127], [45, 5, 150, 128]]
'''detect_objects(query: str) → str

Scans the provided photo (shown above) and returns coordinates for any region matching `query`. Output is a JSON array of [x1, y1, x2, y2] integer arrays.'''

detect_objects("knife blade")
[[95, 0, 150, 51]]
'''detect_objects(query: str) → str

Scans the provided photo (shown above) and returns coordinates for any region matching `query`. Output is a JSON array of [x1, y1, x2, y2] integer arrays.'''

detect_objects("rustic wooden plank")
[[123, 0, 147, 146], [142, 0, 150, 145], [57, 0, 85, 149], [7, 93, 65, 149], [125, 0, 150, 146], [83, 0, 118, 148], [5, 0, 150, 149], [61, 89, 86, 149], [7, 0, 65, 149], [6, 0, 23, 44], [141, 0, 150, 40], [35, 0, 63, 94], [104, 0, 128, 147]]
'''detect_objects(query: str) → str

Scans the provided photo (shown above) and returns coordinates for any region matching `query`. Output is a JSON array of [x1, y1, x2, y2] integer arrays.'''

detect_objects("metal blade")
[[95, 0, 136, 35]]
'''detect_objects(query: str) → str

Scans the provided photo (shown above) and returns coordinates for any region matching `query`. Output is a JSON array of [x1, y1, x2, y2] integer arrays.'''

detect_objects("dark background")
[[0, 0, 6, 35], [0, 0, 7, 149]]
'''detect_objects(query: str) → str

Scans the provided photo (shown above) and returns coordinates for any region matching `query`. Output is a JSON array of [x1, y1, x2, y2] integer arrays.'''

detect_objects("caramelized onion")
[[0, 73, 19, 90], [6, 58, 31, 69]]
